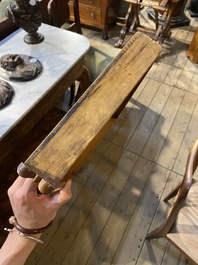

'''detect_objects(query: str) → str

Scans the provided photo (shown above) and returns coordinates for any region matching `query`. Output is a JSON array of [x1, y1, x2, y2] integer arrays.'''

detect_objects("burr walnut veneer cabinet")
[[68, 0, 119, 39]]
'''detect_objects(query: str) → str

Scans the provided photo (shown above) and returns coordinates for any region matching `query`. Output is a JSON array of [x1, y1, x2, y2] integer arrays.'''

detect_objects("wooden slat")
[[157, 91, 197, 170], [111, 78, 160, 148], [29, 142, 126, 265], [126, 81, 172, 155], [141, 86, 184, 162], [187, 26, 198, 63], [21, 32, 161, 190], [112, 163, 170, 264]]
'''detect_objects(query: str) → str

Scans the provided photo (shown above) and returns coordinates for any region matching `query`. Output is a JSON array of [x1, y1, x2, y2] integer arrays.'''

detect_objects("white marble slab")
[[0, 23, 90, 140]]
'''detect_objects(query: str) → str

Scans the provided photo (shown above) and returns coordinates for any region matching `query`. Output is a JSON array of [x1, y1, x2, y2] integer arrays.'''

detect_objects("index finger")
[[20, 178, 39, 193], [9, 176, 26, 192]]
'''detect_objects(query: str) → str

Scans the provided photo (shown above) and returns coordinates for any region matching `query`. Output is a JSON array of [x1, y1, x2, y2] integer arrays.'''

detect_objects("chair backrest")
[[183, 137, 198, 190], [169, 137, 198, 226], [146, 137, 198, 239], [47, 0, 81, 34]]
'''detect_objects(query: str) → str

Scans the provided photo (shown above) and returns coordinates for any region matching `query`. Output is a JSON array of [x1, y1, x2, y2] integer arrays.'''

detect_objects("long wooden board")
[[18, 32, 161, 193]]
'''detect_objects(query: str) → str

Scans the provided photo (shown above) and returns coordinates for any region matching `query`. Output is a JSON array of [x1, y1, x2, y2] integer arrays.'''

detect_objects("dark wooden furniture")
[[0, 16, 18, 41], [115, 0, 174, 48], [146, 137, 198, 265], [47, 0, 82, 34], [68, 0, 120, 39]]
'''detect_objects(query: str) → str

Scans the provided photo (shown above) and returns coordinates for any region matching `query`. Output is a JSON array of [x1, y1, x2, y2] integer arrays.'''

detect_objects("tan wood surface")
[[19, 32, 161, 192], [187, 26, 198, 63]]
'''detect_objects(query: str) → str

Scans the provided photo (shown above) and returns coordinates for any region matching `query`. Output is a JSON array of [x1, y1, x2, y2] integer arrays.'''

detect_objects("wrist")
[[3, 216, 48, 245], [13, 228, 42, 238], [9, 216, 52, 234], [4, 227, 43, 244], [0, 228, 41, 265], [12, 228, 42, 240]]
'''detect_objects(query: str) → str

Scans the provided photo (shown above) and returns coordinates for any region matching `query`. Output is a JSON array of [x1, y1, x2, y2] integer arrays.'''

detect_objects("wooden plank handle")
[[17, 162, 37, 178], [38, 179, 56, 194]]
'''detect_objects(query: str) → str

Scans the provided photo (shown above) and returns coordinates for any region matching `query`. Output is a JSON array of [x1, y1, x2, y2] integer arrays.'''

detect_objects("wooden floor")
[[26, 8, 198, 265]]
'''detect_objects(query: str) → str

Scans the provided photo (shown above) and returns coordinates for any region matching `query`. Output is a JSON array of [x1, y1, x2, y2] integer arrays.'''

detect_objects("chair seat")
[[167, 180, 198, 265]]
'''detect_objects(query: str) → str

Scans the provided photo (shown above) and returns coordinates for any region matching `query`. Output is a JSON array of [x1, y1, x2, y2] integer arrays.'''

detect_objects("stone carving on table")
[[0, 80, 14, 109], [6, 0, 44, 44], [0, 54, 42, 81]]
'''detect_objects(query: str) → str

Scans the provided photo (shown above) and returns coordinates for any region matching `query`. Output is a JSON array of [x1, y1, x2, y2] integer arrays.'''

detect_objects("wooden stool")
[[115, 0, 175, 48], [187, 26, 198, 63]]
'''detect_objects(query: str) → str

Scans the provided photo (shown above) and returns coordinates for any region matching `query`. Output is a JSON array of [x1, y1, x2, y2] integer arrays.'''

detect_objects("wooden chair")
[[0, 16, 18, 41], [47, 0, 81, 34], [115, 0, 176, 48], [146, 137, 198, 265]]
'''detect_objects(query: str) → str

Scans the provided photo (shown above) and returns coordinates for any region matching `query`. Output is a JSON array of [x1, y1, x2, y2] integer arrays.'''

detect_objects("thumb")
[[56, 179, 72, 205]]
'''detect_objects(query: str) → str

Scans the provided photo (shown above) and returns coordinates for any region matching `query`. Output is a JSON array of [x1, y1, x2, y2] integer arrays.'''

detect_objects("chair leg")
[[102, 28, 108, 40], [75, 65, 90, 101], [156, 3, 173, 44], [146, 223, 168, 240], [163, 182, 182, 202], [146, 196, 185, 240], [73, 0, 82, 34], [69, 66, 90, 107], [69, 82, 76, 107], [114, 4, 136, 48]]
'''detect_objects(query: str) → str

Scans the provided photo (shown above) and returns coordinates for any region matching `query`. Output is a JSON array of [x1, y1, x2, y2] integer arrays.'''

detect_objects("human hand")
[[8, 177, 72, 230]]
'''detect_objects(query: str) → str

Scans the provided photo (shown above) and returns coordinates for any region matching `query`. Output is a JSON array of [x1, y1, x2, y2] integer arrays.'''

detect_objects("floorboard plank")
[[26, 139, 110, 265], [126, 81, 172, 155], [157, 91, 197, 169], [63, 149, 138, 265], [112, 163, 170, 264], [112, 79, 160, 149]]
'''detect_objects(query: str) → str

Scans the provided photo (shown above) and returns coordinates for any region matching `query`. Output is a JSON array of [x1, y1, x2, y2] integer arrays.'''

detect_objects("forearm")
[[0, 229, 41, 265]]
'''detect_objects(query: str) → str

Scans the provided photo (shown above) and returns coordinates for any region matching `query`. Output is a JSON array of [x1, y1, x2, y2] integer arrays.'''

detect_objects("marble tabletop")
[[0, 23, 90, 141]]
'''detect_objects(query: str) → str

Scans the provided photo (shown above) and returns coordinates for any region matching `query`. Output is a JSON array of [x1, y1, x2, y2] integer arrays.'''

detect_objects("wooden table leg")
[[69, 65, 90, 107], [187, 26, 198, 63]]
